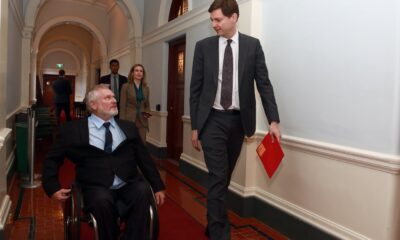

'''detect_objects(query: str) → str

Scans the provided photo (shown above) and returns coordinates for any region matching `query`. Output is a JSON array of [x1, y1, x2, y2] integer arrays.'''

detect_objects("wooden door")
[[167, 37, 186, 161]]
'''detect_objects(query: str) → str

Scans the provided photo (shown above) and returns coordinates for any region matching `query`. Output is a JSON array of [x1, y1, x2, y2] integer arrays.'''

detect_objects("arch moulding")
[[39, 48, 81, 74], [25, 0, 143, 38], [32, 16, 107, 57]]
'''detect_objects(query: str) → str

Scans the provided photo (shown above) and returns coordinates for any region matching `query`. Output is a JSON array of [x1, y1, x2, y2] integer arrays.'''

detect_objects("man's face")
[[210, 9, 238, 39], [110, 62, 120, 74], [91, 88, 118, 120]]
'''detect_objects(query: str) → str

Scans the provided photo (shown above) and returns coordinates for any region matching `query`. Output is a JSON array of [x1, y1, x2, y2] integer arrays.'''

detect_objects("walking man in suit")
[[52, 69, 72, 124], [43, 84, 165, 240], [189, 0, 281, 239], [99, 59, 128, 116]]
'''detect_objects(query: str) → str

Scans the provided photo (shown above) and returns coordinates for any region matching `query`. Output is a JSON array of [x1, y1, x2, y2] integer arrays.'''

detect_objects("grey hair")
[[85, 84, 110, 113]]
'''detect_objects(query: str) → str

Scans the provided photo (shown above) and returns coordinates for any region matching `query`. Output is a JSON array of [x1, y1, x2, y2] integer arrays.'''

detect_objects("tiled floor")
[[6, 138, 288, 240]]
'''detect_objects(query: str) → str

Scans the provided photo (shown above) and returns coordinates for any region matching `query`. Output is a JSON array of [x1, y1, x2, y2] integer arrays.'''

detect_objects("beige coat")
[[120, 82, 150, 129]]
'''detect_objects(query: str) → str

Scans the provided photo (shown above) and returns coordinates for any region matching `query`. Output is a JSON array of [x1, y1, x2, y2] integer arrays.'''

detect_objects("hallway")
[[6, 137, 287, 240], [2, 0, 400, 239]]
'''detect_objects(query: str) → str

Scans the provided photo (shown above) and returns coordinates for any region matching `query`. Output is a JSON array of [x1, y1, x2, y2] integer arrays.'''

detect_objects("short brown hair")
[[208, 0, 239, 18]]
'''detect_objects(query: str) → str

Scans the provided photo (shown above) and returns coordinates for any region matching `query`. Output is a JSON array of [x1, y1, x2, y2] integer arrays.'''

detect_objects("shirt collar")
[[89, 114, 116, 129], [220, 30, 239, 44]]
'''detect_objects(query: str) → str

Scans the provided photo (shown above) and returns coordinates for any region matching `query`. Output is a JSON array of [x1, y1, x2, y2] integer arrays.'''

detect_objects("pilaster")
[[21, 27, 33, 107]]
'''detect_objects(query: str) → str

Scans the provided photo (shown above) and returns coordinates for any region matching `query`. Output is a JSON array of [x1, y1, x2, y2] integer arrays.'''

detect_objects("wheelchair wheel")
[[64, 186, 82, 240], [147, 188, 159, 240]]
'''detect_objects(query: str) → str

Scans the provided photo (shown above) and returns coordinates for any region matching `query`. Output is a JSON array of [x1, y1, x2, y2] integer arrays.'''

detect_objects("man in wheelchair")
[[43, 84, 166, 240]]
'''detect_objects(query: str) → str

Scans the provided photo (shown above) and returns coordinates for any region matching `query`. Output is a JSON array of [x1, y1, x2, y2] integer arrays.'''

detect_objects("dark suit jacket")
[[99, 74, 128, 101], [42, 118, 165, 201], [52, 77, 72, 103], [189, 33, 280, 137]]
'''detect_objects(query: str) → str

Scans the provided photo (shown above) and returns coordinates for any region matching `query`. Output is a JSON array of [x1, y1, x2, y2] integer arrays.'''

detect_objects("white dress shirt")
[[213, 30, 240, 110], [88, 114, 127, 189]]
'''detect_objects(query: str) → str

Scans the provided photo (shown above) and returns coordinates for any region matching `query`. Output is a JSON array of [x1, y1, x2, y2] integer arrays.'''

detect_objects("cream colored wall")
[[147, 111, 168, 148], [0, 0, 13, 234], [182, 118, 400, 239]]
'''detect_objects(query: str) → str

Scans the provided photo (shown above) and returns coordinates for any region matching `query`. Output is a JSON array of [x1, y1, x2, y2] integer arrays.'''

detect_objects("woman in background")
[[120, 64, 151, 142]]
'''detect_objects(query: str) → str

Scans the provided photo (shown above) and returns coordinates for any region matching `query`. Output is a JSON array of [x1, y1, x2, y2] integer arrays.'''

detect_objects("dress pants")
[[55, 102, 71, 122], [82, 176, 151, 240], [200, 109, 244, 240]]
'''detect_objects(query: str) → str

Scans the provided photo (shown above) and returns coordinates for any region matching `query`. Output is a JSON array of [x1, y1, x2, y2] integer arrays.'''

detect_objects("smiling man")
[[189, 0, 281, 239], [43, 84, 165, 240]]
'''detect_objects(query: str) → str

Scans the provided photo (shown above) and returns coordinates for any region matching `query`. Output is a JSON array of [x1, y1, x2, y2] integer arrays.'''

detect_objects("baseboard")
[[180, 159, 339, 240], [0, 195, 12, 240], [146, 142, 167, 159]]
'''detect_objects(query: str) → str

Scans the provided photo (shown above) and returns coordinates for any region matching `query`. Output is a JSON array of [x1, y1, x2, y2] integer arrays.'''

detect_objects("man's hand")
[[154, 191, 166, 206], [51, 188, 71, 201], [269, 122, 282, 143], [191, 130, 201, 151]]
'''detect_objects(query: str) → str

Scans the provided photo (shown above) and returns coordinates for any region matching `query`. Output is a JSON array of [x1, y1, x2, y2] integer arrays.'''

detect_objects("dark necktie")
[[221, 39, 233, 110], [113, 75, 119, 101], [103, 122, 113, 153]]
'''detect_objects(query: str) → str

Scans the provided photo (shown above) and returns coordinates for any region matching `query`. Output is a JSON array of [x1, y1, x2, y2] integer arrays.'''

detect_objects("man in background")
[[99, 59, 128, 117], [52, 69, 72, 124]]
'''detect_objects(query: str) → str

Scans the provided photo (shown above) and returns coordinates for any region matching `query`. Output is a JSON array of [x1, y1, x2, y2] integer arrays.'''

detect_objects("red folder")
[[256, 133, 284, 178]]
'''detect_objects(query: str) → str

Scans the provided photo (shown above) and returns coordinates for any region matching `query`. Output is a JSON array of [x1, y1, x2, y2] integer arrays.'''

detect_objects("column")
[[20, 27, 33, 107], [129, 36, 142, 64], [0, 0, 12, 236]]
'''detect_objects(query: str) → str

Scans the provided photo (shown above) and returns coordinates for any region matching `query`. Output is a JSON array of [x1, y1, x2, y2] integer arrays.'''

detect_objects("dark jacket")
[[52, 77, 72, 103], [99, 74, 128, 101], [189, 33, 280, 137], [42, 118, 165, 199]]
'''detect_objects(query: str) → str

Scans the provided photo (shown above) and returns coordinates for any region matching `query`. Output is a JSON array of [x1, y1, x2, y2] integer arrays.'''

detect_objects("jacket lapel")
[[210, 36, 219, 86], [79, 118, 90, 145], [238, 33, 247, 88], [116, 119, 133, 139]]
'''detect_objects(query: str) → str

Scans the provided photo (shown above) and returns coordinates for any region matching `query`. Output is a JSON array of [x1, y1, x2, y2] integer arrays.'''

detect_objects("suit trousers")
[[55, 102, 71, 122], [82, 176, 152, 240], [200, 109, 244, 240]]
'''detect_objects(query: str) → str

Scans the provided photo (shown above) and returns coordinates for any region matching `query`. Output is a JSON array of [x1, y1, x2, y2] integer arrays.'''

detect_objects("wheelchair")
[[63, 182, 159, 240]]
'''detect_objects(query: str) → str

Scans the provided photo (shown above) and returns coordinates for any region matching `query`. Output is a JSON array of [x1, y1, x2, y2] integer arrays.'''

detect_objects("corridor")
[[1, 0, 399, 240]]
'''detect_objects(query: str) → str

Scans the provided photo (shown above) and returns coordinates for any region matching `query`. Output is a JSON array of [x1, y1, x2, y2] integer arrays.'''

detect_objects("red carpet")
[[158, 197, 207, 240], [59, 160, 206, 239]]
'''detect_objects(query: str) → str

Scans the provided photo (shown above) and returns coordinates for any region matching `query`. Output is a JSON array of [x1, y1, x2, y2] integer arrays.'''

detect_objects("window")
[[169, 0, 188, 21]]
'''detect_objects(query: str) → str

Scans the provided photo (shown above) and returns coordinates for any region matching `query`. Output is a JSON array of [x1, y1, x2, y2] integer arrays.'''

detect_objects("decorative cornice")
[[142, 0, 250, 46], [142, 4, 208, 46], [129, 37, 142, 48], [183, 114, 400, 173], [22, 27, 33, 39], [108, 45, 130, 59]]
